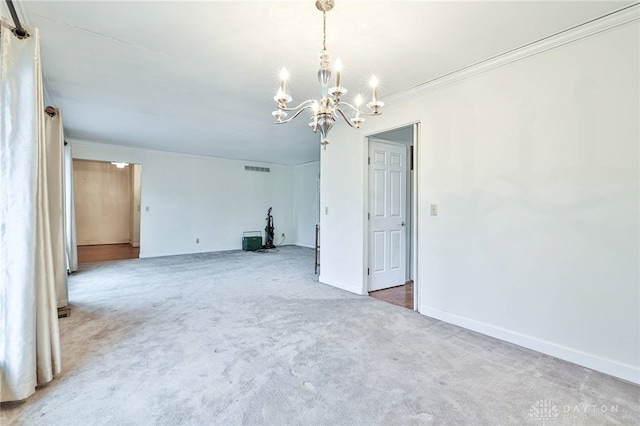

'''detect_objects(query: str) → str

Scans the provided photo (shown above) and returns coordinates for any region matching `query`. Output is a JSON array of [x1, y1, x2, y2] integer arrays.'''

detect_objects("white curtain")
[[0, 20, 62, 402], [45, 108, 69, 306], [64, 141, 78, 273]]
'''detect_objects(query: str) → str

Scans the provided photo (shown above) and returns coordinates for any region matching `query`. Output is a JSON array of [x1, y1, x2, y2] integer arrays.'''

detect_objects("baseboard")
[[129, 242, 140, 248], [294, 243, 315, 249], [421, 306, 640, 385], [78, 242, 130, 246], [319, 275, 362, 295]]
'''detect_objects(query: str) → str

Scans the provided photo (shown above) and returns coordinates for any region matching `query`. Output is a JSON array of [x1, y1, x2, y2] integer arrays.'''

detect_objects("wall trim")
[[69, 139, 295, 167], [421, 306, 640, 385], [70, 138, 196, 162], [386, 4, 640, 104]]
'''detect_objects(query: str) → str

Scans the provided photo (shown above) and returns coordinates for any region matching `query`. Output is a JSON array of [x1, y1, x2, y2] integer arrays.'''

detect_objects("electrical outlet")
[[430, 204, 438, 216], [196, 238, 199, 244]]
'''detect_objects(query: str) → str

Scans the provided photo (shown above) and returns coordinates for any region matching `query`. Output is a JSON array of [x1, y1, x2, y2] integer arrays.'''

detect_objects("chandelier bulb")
[[333, 58, 342, 89], [279, 68, 289, 94], [334, 58, 342, 72], [370, 75, 379, 103]]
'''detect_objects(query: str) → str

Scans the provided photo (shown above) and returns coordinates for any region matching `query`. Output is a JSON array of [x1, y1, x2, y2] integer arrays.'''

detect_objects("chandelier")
[[271, 0, 384, 149]]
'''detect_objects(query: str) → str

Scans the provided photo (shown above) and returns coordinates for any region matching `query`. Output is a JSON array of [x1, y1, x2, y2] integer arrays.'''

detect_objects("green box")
[[242, 232, 262, 251]]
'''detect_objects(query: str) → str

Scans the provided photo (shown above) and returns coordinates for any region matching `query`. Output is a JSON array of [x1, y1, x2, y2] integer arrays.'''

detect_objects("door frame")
[[362, 122, 420, 312]]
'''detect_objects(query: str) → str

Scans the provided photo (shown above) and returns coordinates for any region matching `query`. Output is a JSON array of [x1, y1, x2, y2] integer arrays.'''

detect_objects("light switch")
[[430, 204, 438, 216], [325, 207, 329, 215], [145, 206, 150, 212]]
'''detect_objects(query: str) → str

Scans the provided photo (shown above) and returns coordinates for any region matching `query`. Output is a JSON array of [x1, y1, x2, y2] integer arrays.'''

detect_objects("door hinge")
[[368, 157, 371, 165], [367, 212, 370, 220], [367, 268, 370, 275]]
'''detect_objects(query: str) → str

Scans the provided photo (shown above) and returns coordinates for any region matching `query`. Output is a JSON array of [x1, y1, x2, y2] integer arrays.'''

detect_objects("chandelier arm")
[[335, 101, 360, 113], [278, 99, 317, 112], [274, 105, 316, 124], [334, 107, 360, 129], [336, 101, 384, 117]]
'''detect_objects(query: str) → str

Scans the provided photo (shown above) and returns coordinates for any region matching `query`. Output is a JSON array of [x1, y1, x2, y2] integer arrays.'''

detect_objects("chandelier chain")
[[322, 10, 327, 51]]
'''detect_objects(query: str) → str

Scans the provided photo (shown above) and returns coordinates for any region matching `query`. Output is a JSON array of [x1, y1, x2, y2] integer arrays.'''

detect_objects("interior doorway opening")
[[366, 124, 418, 310], [73, 159, 142, 263]]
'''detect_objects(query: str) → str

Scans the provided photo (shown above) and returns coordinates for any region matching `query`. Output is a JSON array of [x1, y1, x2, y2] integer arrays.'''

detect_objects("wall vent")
[[245, 166, 270, 173]]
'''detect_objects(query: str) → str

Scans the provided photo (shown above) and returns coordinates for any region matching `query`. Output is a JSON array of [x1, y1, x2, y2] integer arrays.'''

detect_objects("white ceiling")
[[14, 0, 633, 165]]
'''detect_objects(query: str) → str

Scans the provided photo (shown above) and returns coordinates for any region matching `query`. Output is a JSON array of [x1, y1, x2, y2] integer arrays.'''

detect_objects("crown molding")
[[68, 138, 291, 167], [386, 4, 640, 104]]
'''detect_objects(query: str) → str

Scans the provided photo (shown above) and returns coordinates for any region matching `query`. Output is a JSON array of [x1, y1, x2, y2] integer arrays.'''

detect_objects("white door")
[[369, 140, 407, 291]]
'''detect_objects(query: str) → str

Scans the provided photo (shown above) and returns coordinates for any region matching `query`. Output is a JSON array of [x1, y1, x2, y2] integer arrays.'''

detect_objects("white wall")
[[320, 21, 639, 383], [71, 141, 297, 257], [130, 164, 141, 247], [293, 162, 320, 248]]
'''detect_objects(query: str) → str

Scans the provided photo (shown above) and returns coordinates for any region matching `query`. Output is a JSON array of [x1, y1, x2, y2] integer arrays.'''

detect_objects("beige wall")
[[74, 159, 131, 245]]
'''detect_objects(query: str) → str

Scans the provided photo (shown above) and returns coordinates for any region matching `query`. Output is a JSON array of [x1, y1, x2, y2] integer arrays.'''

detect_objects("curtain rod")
[[4, 0, 29, 39]]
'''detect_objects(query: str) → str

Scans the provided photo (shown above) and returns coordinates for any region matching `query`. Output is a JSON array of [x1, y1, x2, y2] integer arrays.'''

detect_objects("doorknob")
[[401, 221, 406, 226]]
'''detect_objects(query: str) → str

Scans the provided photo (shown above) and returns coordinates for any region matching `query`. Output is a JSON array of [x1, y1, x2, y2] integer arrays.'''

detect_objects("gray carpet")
[[2, 246, 638, 425]]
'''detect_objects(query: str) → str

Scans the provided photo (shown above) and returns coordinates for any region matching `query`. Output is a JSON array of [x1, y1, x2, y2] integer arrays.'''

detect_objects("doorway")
[[366, 124, 417, 310], [73, 159, 142, 263]]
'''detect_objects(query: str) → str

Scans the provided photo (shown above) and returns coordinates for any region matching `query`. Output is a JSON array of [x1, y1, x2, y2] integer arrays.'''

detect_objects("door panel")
[[390, 171, 402, 217], [373, 231, 386, 272], [374, 169, 385, 217], [390, 230, 402, 270], [369, 141, 407, 291]]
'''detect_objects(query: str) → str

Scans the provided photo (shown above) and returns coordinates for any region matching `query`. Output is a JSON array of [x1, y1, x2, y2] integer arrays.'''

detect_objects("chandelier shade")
[[271, 0, 384, 149]]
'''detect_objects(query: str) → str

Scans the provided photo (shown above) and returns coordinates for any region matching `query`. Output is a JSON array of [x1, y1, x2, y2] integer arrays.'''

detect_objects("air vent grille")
[[245, 166, 270, 173]]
